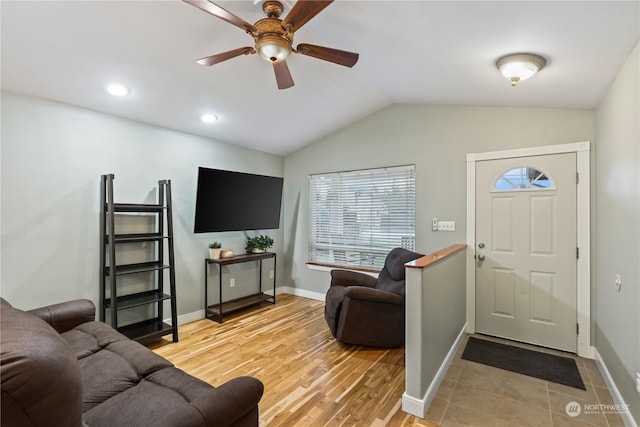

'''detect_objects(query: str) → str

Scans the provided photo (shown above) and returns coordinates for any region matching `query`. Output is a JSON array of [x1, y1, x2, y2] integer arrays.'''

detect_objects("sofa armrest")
[[192, 376, 264, 426], [330, 269, 377, 288], [28, 299, 95, 333], [343, 286, 404, 305]]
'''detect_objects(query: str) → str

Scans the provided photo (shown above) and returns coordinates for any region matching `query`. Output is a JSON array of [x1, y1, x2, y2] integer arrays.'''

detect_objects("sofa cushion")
[[61, 321, 173, 413], [82, 367, 216, 427], [1, 302, 83, 427]]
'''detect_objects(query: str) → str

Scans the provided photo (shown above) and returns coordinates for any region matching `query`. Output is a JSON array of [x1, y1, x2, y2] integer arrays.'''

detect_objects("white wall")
[[0, 91, 284, 316], [283, 104, 594, 295], [594, 41, 640, 422]]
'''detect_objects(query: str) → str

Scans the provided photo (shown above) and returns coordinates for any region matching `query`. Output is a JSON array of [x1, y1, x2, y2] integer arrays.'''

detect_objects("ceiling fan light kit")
[[184, 0, 359, 89], [255, 35, 291, 63], [496, 53, 546, 86]]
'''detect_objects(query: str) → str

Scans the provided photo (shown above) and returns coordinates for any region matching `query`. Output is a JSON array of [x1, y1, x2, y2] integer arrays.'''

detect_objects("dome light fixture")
[[496, 53, 546, 86], [256, 36, 291, 63], [106, 83, 130, 97]]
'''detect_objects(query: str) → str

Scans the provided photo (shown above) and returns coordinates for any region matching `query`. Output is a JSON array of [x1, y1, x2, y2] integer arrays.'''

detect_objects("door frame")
[[465, 141, 592, 358]]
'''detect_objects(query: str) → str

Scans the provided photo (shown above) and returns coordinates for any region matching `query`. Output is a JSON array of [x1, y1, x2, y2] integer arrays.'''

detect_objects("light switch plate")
[[437, 221, 455, 231]]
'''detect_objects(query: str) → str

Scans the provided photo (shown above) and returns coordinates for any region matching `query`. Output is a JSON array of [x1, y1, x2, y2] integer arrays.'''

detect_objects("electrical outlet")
[[437, 221, 455, 231], [432, 218, 439, 231], [269, 270, 274, 279], [230, 278, 235, 288]]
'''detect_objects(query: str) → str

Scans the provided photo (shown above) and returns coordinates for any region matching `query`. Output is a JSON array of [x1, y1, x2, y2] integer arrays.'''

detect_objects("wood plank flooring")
[[150, 293, 437, 427]]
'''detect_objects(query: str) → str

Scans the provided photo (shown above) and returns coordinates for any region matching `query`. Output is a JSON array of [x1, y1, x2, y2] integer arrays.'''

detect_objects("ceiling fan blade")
[[281, 1, 333, 32], [196, 47, 255, 66], [295, 43, 359, 68], [183, 0, 255, 32], [273, 61, 294, 90]]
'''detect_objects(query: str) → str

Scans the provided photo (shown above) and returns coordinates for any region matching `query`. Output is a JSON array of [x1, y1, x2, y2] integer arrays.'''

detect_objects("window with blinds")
[[308, 165, 416, 270]]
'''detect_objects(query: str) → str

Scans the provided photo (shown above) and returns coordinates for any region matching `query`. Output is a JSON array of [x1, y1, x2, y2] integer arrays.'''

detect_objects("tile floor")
[[424, 334, 626, 427]]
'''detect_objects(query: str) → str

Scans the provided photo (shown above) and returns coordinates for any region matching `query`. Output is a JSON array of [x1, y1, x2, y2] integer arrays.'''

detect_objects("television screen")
[[194, 167, 284, 233]]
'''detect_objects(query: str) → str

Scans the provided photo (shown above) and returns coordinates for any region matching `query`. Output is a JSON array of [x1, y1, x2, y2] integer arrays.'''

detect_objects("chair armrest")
[[28, 299, 95, 333], [344, 286, 404, 305], [330, 269, 377, 288]]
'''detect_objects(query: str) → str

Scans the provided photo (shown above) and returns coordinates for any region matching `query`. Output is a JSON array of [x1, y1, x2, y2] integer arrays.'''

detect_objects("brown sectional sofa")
[[1, 298, 263, 427]]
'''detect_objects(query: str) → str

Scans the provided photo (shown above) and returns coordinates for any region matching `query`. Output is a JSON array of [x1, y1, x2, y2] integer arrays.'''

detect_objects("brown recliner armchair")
[[324, 248, 423, 348]]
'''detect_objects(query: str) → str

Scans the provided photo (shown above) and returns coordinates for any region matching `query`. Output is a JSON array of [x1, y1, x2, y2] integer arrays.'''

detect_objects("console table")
[[204, 252, 276, 323]]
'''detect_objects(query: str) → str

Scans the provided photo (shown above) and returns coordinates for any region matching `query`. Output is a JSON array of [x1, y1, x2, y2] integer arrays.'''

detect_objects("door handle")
[[477, 254, 486, 261]]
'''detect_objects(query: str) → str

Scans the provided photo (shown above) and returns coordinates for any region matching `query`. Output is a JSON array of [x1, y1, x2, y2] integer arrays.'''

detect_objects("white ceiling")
[[2, 1, 639, 155]]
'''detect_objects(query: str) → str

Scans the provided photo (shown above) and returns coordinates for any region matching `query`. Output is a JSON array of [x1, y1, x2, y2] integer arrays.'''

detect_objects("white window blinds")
[[308, 165, 416, 270]]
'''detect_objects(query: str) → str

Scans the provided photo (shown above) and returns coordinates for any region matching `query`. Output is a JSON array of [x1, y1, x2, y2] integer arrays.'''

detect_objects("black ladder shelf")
[[99, 174, 178, 343]]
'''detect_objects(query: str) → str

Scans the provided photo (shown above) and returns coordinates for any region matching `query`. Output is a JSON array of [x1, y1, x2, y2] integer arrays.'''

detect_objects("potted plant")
[[208, 242, 222, 260], [245, 235, 274, 254]]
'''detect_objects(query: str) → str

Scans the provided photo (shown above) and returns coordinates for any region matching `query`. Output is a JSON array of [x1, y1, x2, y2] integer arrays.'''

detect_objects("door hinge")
[[577, 323, 579, 335], [576, 247, 579, 259], [576, 172, 579, 184]]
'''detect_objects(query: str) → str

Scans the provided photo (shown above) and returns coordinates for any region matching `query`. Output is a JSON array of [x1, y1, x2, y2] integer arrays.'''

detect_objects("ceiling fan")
[[184, 0, 359, 89]]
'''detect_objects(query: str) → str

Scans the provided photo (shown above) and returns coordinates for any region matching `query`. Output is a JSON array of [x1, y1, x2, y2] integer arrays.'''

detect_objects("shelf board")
[[105, 261, 171, 276], [206, 252, 275, 266], [104, 289, 171, 310], [117, 319, 175, 342], [206, 293, 274, 321], [109, 203, 164, 213], [106, 233, 166, 244]]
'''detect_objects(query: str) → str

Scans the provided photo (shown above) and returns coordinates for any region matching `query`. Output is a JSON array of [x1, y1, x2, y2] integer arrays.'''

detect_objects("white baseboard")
[[593, 348, 638, 427], [278, 286, 325, 301], [402, 323, 467, 418], [579, 345, 596, 360], [401, 393, 426, 418], [167, 286, 325, 326], [165, 309, 204, 326]]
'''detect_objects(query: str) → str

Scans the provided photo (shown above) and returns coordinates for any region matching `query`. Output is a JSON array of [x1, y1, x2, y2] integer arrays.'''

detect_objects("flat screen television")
[[194, 167, 284, 233]]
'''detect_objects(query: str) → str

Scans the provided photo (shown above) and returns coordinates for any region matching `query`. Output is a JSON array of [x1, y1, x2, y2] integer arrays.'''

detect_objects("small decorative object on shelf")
[[220, 249, 234, 258], [245, 235, 274, 254], [208, 242, 222, 260]]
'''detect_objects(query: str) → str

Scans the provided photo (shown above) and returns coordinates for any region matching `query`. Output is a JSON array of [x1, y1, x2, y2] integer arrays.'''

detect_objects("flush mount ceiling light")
[[106, 83, 130, 97], [200, 113, 218, 124], [496, 53, 546, 86]]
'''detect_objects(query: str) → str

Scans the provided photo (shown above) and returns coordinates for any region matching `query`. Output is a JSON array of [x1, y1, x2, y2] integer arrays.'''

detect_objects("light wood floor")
[[150, 293, 437, 427]]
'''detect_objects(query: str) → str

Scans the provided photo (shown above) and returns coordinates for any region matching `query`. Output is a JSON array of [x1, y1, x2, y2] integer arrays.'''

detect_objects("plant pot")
[[209, 248, 222, 259], [251, 249, 264, 253]]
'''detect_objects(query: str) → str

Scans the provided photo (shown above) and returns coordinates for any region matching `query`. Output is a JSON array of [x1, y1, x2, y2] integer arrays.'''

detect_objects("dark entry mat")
[[461, 336, 586, 390]]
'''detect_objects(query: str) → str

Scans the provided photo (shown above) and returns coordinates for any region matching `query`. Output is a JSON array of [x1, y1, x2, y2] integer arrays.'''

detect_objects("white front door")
[[475, 153, 577, 352]]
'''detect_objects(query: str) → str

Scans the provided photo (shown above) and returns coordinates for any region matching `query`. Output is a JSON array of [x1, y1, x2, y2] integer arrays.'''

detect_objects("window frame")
[[307, 164, 416, 271], [493, 166, 555, 192]]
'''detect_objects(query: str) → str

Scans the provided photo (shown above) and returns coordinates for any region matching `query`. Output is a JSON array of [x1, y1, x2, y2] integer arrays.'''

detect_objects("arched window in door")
[[494, 167, 554, 191]]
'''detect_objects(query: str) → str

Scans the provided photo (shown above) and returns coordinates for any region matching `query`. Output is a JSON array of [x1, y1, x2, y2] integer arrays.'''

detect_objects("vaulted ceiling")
[[2, 1, 638, 155]]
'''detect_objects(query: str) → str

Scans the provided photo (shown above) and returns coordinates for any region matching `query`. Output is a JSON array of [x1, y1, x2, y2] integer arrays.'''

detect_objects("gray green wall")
[[594, 41, 640, 421], [283, 104, 594, 296], [0, 91, 285, 316]]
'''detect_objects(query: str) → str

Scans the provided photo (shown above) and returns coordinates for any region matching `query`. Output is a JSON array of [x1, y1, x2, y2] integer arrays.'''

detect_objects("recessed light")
[[200, 113, 218, 123], [107, 84, 130, 97]]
